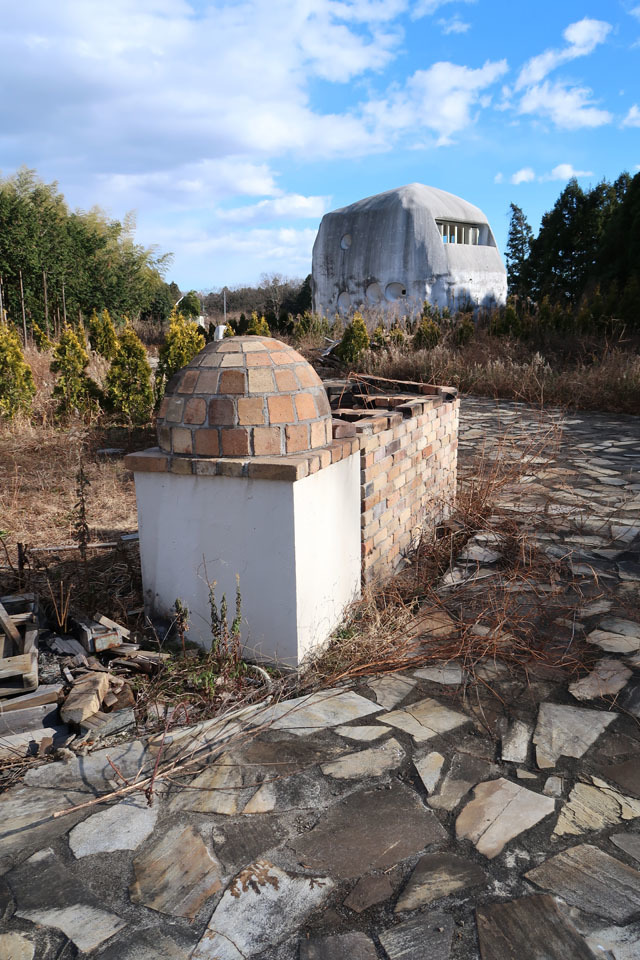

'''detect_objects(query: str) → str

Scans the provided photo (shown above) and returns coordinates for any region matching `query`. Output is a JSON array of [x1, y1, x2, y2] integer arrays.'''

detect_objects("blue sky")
[[1, 0, 639, 289]]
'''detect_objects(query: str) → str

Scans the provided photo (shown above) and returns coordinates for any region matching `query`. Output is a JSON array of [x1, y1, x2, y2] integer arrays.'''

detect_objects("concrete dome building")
[[312, 183, 507, 317], [157, 336, 333, 459]]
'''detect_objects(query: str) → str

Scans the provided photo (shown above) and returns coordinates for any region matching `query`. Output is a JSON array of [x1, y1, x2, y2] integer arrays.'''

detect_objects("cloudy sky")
[[2, 0, 639, 289]]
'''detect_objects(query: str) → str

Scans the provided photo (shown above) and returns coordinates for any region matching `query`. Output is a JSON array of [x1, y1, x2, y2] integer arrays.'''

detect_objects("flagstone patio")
[[1, 397, 639, 959]]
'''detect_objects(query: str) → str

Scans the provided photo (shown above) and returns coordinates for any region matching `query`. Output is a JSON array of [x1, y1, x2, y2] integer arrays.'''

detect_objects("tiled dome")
[[157, 336, 332, 458]]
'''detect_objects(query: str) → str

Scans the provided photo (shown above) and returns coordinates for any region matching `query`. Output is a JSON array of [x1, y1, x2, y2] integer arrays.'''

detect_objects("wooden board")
[[0, 603, 21, 645], [0, 684, 63, 711]]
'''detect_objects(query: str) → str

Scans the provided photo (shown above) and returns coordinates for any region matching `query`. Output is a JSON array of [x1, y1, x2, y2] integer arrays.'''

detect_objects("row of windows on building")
[[436, 221, 481, 245]]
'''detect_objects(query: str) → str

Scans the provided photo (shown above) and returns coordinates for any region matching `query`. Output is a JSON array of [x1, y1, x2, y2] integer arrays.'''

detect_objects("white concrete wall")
[[293, 453, 362, 662], [133, 454, 361, 666]]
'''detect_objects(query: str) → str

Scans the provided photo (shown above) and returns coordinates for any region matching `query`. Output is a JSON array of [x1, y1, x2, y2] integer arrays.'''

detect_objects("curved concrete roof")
[[331, 182, 489, 225]]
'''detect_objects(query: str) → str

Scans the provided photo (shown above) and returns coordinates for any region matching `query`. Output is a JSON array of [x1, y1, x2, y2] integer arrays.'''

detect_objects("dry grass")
[[356, 335, 640, 415], [302, 409, 608, 694]]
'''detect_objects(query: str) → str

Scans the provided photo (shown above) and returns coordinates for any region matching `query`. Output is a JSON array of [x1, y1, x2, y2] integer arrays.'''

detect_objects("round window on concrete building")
[[340, 234, 352, 250], [337, 291, 351, 314], [366, 282, 382, 305], [385, 282, 406, 302]]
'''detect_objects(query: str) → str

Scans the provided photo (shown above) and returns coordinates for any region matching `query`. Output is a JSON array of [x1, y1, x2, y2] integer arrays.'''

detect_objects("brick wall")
[[353, 394, 460, 583]]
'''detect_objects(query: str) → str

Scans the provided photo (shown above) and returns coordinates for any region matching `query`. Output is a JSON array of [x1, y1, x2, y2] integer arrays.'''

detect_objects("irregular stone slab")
[[428, 753, 494, 811], [618, 561, 640, 581], [587, 629, 640, 654], [554, 777, 640, 837], [95, 931, 193, 960], [16, 903, 126, 953], [242, 766, 336, 815], [170, 752, 253, 815], [611, 832, 640, 864], [458, 543, 502, 563], [8, 847, 86, 912], [191, 861, 334, 959], [599, 617, 640, 639], [241, 735, 344, 773], [585, 923, 640, 960], [526, 843, 640, 922], [476, 894, 595, 959], [414, 752, 445, 793], [212, 816, 286, 871], [501, 720, 534, 764], [0, 933, 35, 960], [130, 824, 223, 918], [23, 739, 150, 792], [569, 659, 632, 701], [413, 663, 463, 685], [544, 776, 564, 797], [300, 931, 378, 960], [619, 679, 640, 718], [289, 782, 447, 878], [395, 852, 487, 911], [334, 725, 390, 741], [320, 737, 405, 780], [533, 703, 615, 768], [456, 778, 555, 859], [69, 794, 159, 857], [344, 874, 394, 913], [598, 758, 640, 799], [0, 786, 93, 873], [378, 913, 453, 960], [366, 673, 416, 709], [409, 608, 457, 640], [256, 690, 380, 736], [379, 697, 469, 743]]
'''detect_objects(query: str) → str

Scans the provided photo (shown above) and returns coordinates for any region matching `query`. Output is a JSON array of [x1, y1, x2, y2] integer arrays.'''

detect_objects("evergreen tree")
[[105, 327, 153, 423], [505, 203, 534, 297], [51, 326, 100, 417], [155, 309, 205, 402], [0, 322, 36, 418], [338, 312, 370, 363], [246, 312, 270, 336]]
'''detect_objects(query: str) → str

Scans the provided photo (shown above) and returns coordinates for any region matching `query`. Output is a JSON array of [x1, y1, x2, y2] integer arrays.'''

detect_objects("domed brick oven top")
[[157, 336, 333, 458]]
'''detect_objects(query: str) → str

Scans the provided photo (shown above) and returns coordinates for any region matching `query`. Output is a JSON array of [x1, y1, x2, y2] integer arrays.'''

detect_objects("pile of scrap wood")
[[0, 594, 168, 768]]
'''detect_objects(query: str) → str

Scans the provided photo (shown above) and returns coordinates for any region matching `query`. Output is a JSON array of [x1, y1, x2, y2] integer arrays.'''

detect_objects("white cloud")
[[412, 0, 475, 18], [364, 58, 508, 145], [540, 163, 593, 181], [218, 194, 331, 224], [438, 16, 471, 34], [516, 18, 611, 90], [518, 80, 612, 129], [510, 167, 536, 185], [494, 172, 504, 183], [630, 5, 640, 19], [623, 104, 640, 127]]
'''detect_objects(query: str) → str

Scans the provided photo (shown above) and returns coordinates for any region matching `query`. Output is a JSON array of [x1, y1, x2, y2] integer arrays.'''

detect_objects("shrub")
[[291, 311, 330, 341], [88, 308, 118, 360], [31, 322, 52, 351], [338, 311, 370, 363], [105, 327, 153, 423], [246, 312, 270, 336], [51, 325, 101, 417], [0, 323, 36, 418], [454, 314, 475, 346], [372, 323, 385, 347], [389, 322, 405, 346], [413, 317, 440, 350], [155, 309, 205, 401]]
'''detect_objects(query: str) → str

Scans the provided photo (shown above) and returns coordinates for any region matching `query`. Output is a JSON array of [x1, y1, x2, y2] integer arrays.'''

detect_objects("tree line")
[[0, 167, 179, 337], [506, 170, 639, 329]]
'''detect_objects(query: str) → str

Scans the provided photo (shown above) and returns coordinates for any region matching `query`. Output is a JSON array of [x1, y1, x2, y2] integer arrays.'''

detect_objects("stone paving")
[[1, 397, 639, 959]]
